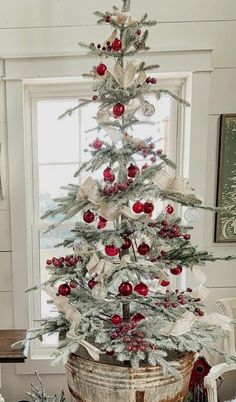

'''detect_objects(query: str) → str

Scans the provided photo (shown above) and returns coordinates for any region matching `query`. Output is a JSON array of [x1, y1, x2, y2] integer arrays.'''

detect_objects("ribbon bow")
[[112, 11, 136, 26], [152, 169, 195, 195], [86, 253, 116, 276], [76, 177, 100, 204], [109, 60, 146, 89], [44, 287, 102, 360]]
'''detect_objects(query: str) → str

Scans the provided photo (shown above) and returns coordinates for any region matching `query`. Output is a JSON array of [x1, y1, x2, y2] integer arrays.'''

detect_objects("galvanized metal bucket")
[[66, 352, 195, 402]]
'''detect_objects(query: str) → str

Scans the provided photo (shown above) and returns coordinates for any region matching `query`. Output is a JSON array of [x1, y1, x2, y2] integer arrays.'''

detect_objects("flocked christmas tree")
[[29, 0, 236, 376]]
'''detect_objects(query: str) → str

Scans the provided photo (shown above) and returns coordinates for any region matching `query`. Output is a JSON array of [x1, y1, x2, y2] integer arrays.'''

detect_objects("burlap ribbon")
[[160, 311, 233, 337], [109, 60, 146, 89], [152, 169, 195, 195], [112, 11, 136, 26], [44, 287, 102, 360]]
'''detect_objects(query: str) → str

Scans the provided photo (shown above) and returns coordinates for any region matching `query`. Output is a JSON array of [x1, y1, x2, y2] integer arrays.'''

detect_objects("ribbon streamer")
[[43, 287, 102, 360], [152, 169, 194, 195], [76, 177, 100, 204], [109, 60, 146, 89], [112, 11, 136, 26]]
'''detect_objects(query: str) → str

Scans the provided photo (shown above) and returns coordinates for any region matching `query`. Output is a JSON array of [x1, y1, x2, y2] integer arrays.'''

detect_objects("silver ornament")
[[184, 207, 199, 223], [141, 101, 155, 117]]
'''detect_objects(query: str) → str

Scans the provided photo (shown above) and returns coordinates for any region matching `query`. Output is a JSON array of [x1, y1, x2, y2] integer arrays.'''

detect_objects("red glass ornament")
[[105, 245, 119, 256], [127, 164, 139, 178], [184, 233, 191, 240], [137, 242, 150, 256], [111, 314, 122, 325], [88, 279, 97, 289], [83, 210, 95, 223], [131, 313, 145, 322], [103, 166, 112, 179], [170, 265, 183, 276], [132, 201, 144, 214], [46, 259, 52, 265], [160, 280, 170, 287], [143, 202, 154, 214], [58, 283, 71, 296], [166, 204, 174, 214], [111, 38, 122, 51], [113, 103, 125, 117], [118, 282, 133, 296], [121, 237, 132, 250], [97, 221, 106, 229], [106, 349, 115, 355], [99, 216, 107, 223], [96, 63, 107, 76], [92, 138, 103, 149], [134, 282, 149, 296], [53, 259, 61, 267]]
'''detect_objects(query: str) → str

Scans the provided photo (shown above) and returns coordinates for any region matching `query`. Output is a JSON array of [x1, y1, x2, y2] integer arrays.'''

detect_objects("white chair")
[[204, 298, 236, 402]]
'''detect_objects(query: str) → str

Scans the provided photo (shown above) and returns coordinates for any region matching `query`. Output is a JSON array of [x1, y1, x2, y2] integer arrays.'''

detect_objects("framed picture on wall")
[[215, 114, 236, 242]]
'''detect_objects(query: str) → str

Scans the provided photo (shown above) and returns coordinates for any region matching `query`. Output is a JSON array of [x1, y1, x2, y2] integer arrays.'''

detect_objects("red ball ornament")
[[83, 210, 95, 224], [97, 221, 106, 229], [103, 166, 112, 180], [166, 204, 174, 215], [118, 282, 133, 296], [121, 237, 132, 250], [131, 313, 145, 322], [132, 201, 144, 214], [143, 201, 154, 214], [137, 242, 150, 256], [111, 38, 122, 51], [58, 283, 71, 296], [160, 280, 170, 287], [88, 279, 97, 289], [134, 282, 149, 296], [113, 103, 125, 117], [96, 63, 107, 76], [92, 138, 103, 150], [127, 164, 139, 178], [184, 234, 191, 240], [105, 245, 119, 257], [99, 216, 107, 223], [111, 314, 122, 325], [170, 265, 183, 276]]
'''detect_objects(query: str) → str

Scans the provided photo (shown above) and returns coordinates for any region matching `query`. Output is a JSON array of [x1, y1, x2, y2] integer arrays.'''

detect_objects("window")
[[23, 77, 186, 358]]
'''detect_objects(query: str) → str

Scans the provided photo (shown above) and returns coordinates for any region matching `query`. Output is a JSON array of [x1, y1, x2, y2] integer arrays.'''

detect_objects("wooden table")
[[0, 329, 30, 363]]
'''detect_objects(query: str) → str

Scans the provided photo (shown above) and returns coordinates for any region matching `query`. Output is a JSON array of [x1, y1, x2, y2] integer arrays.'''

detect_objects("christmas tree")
[[29, 0, 236, 376], [26, 371, 65, 402]]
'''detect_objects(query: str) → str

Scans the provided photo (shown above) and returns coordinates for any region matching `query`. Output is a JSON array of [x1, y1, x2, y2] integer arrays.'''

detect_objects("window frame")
[[5, 49, 213, 374]]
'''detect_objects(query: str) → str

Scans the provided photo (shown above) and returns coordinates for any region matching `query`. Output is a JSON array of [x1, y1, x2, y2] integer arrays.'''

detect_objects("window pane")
[[37, 99, 79, 164], [39, 164, 79, 220]]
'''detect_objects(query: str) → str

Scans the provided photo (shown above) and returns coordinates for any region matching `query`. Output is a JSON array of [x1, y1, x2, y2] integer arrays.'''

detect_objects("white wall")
[[0, 0, 236, 400]]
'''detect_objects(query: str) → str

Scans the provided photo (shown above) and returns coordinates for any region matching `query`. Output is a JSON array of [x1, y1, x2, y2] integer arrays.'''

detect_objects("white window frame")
[[5, 50, 212, 374]]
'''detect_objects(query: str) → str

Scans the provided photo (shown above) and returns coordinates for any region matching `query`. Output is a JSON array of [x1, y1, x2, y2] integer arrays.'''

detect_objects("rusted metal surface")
[[66, 353, 195, 402]]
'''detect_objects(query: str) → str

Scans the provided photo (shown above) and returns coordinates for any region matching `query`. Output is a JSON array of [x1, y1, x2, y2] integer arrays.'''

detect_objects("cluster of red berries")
[[108, 315, 154, 355], [156, 288, 204, 315], [83, 210, 107, 229], [158, 219, 191, 240], [57, 281, 78, 297], [90, 38, 122, 53], [132, 200, 154, 214], [46, 255, 80, 268], [118, 281, 149, 296], [136, 142, 155, 158], [146, 77, 157, 84]]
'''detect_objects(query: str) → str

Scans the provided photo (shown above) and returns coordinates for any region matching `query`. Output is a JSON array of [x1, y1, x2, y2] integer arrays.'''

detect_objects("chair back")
[[217, 297, 236, 356]]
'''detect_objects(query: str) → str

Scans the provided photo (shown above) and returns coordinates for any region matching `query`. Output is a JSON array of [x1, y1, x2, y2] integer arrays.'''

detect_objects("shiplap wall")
[[0, 0, 236, 400]]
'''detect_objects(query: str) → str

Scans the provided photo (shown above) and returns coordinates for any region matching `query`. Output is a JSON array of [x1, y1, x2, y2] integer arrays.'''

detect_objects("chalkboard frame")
[[215, 114, 236, 242]]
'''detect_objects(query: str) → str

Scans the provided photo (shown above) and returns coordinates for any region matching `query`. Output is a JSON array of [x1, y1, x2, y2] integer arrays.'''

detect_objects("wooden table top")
[[0, 330, 30, 363]]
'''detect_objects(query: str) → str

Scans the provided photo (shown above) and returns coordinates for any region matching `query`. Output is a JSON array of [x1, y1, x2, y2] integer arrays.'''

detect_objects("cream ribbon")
[[191, 264, 210, 301], [112, 11, 136, 26], [76, 177, 141, 221], [122, 132, 147, 148], [152, 169, 195, 195], [44, 287, 102, 360], [109, 60, 146, 89], [160, 311, 233, 337], [86, 253, 116, 276]]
